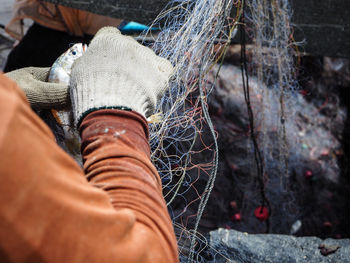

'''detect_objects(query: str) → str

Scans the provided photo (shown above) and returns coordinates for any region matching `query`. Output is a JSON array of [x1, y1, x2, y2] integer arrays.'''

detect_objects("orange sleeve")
[[0, 73, 179, 263]]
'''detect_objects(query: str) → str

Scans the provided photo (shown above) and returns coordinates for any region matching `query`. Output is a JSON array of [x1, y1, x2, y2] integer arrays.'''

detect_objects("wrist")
[[79, 109, 150, 148], [76, 106, 132, 128]]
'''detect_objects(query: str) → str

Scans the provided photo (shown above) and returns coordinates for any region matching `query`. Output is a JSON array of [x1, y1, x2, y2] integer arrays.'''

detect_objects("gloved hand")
[[5, 67, 69, 109], [70, 27, 173, 126]]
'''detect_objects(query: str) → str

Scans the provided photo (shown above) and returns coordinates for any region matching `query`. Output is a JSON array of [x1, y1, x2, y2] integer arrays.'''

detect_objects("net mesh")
[[144, 0, 302, 261], [142, 0, 240, 260]]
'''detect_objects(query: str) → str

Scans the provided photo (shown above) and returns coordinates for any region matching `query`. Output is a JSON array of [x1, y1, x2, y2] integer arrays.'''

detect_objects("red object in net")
[[304, 170, 313, 178], [254, 206, 269, 221], [231, 213, 241, 221]]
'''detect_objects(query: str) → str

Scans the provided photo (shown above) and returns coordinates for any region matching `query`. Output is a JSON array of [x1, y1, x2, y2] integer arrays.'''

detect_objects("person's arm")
[[0, 74, 178, 263], [0, 26, 178, 262], [80, 109, 179, 261], [6, 67, 69, 109], [71, 27, 178, 261]]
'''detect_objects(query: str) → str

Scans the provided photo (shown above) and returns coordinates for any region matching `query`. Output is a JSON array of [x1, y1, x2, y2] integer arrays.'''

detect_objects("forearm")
[[80, 109, 179, 262], [0, 74, 178, 263]]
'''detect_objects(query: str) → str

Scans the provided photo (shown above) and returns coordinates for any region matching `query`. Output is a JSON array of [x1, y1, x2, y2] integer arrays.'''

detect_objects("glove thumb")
[[6, 67, 69, 109]]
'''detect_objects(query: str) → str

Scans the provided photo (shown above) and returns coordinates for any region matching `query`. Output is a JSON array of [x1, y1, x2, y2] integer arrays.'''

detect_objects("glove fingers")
[[152, 57, 174, 98], [28, 67, 51, 81], [27, 82, 69, 109], [89, 27, 122, 50], [94, 26, 121, 38], [6, 67, 51, 82], [157, 58, 174, 75], [71, 26, 174, 119], [6, 67, 69, 109]]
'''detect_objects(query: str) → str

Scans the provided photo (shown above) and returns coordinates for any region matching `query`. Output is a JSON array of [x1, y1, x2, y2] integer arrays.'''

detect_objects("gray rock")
[[209, 228, 350, 263]]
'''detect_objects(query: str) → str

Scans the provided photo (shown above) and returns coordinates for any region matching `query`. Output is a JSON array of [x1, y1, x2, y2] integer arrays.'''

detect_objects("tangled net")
[[143, 0, 302, 261], [246, 0, 299, 176], [46, 0, 307, 261], [141, 0, 241, 261], [242, 0, 303, 230]]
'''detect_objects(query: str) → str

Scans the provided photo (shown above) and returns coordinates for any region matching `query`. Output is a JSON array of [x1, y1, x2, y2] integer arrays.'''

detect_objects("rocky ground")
[[209, 228, 350, 263]]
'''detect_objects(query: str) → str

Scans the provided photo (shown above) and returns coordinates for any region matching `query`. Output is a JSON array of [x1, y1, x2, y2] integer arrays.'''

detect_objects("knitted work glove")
[[70, 27, 173, 126], [6, 67, 69, 109]]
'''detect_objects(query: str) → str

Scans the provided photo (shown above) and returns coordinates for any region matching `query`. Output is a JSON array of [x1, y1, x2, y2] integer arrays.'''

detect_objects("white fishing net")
[[47, 0, 305, 261], [144, 0, 301, 261]]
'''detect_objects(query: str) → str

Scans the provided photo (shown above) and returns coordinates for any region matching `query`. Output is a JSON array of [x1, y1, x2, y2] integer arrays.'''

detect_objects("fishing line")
[[240, 1, 271, 232]]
